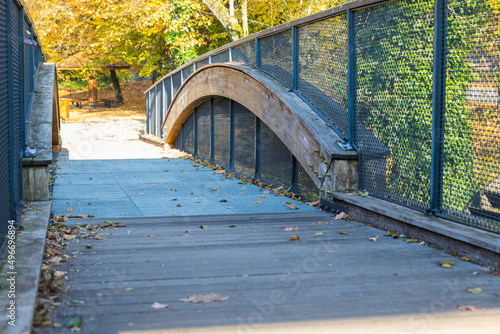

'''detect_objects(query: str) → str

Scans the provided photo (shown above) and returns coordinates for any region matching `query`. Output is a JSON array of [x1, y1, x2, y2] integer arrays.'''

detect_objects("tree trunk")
[[202, 0, 242, 41], [110, 69, 124, 103]]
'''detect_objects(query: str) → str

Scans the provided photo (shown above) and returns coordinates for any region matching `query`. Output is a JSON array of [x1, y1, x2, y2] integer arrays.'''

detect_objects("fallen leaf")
[[461, 256, 471, 262], [123, 288, 134, 291], [62, 234, 74, 240], [458, 304, 485, 312], [253, 201, 262, 204], [71, 300, 85, 304], [242, 186, 247, 189], [491, 269, 500, 276], [496, 293, 500, 297], [53, 271, 67, 278], [180, 169, 184, 172], [85, 245, 93, 249], [151, 184, 156, 187], [209, 188, 217, 192], [185, 230, 191, 233], [282, 226, 298, 231], [139, 193, 144, 195], [228, 225, 237, 228], [406, 238, 417, 243], [168, 188, 176, 191], [220, 199, 227, 202], [263, 191, 271, 194], [200, 225, 209, 229], [258, 195, 267, 198], [148, 235, 155, 238], [467, 287, 483, 294], [440, 260, 455, 267], [384, 231, 394, 236], [368, 236, 379, 242], [289, 235, 300, 241], [317, 221, 328, 225], [177, 204, 182, 207], [151, 302, 169, 309], [56, 215, 68, 222], [308, 200, 320, 206], [288, 204, 299, 210], [359, 191, 369, 197], [340, 231, 348, 235], [180, 293, 229, 303], [215, 170, 225, 174], [314, 232, 324, 236], [335, 212, 348, 220], [192, 163, 200, 167], [67, 207, 73, 213], [66, 316, 82, 328]]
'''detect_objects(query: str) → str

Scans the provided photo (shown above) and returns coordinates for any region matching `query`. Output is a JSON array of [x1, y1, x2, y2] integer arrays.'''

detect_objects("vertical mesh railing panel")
[[259, 121, 292, 188], [213, 97, 230, 167], [182, 112, 195, 155], [260, 30, 293, 88], [233, 101, 256, 177], [196, 100, 211, 161], [172, 72, 182, 97], [11, 0, 22, 207], [353, 0, 434, 212], [232, 41, 256, 67], [163, 78, 171, 122], [442, 0, 500, 233], [23, 16, 30, 119], [183, 64, 194, 79], [196, 57, 210, 69], [156, 86, 163, 137], [0, 0, 11, 251], [295, 159, 319, 202], [298, 14, 349, 136], [212, 50, 230, 64]]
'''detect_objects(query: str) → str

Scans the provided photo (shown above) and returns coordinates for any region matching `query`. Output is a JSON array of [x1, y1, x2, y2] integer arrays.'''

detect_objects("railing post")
[[229, 46, 233, 62], [210, 98, 215, 163], [194, 107, 198, 156], [347, 9, 356, 147], [6, 0, 18, 220], [429, 0, 447, 215], [228, 100, 235, 171], [254, 117, 261, 179], [209, 55, 212, 64], [255, 38, 261, 68], [180, 69, 184, 83], [146, 92, 150, 134], [19, 8, 25, 153]]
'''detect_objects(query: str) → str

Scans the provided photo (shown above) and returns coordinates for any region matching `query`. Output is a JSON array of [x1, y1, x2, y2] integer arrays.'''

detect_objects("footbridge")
[[146, 0, 500, 242]]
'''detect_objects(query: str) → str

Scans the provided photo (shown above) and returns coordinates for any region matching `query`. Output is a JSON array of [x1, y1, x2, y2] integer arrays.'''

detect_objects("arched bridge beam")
[[162, 63, 358, 193]]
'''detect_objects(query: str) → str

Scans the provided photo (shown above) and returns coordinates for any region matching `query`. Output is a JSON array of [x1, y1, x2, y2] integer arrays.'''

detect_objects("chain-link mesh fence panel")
[[298, 14, 349, 136], [353, 0, 434, 212], [196, 57, 210, 69], [163, 78, 172, 121], [12, 0, 23, 206], [442, 0, 500, 233], [172, 71, 182, 97], [212, 50, 230, 64], [155, 86, 163, 137], [196, 99, 211, 162], [260, 30, 293, 88], [183, 64, 194, 80], [213, 98, 230, 167], [233, 101, 256, 177], [295, 159, 319, 202], [259, 121, 292, 189], [182, 112, 195, 155], [232, 41, 256, 67]]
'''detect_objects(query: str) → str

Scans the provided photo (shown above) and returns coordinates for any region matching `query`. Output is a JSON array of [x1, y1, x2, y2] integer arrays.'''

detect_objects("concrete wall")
[[162, 64, 358, 193], [22, 63, 60, 201]]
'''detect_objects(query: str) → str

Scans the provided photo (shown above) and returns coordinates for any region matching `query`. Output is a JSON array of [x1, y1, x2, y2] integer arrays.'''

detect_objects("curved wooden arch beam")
[[162, 63, 358, 193]]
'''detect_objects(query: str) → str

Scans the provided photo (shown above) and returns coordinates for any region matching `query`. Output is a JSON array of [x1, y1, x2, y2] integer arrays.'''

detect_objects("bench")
[[91, 99, 118, 108]]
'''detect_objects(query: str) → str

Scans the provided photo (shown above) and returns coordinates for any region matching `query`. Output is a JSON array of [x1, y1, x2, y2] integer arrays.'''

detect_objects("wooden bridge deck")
[[35, 212, 500, 334]]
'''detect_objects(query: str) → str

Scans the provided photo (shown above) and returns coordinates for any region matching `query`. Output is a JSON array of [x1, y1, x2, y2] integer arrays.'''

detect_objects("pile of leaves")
[[33, 219, 126, 328]]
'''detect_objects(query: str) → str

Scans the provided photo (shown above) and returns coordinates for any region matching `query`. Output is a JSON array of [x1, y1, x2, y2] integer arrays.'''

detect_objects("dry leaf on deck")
[[289, 235, 300, 241], [282, 226, 298, 231], [368, 236, 379, 242], [334, 212, 348, 220], [151, 302, 169, 309], [179, 293, 229, 303]]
